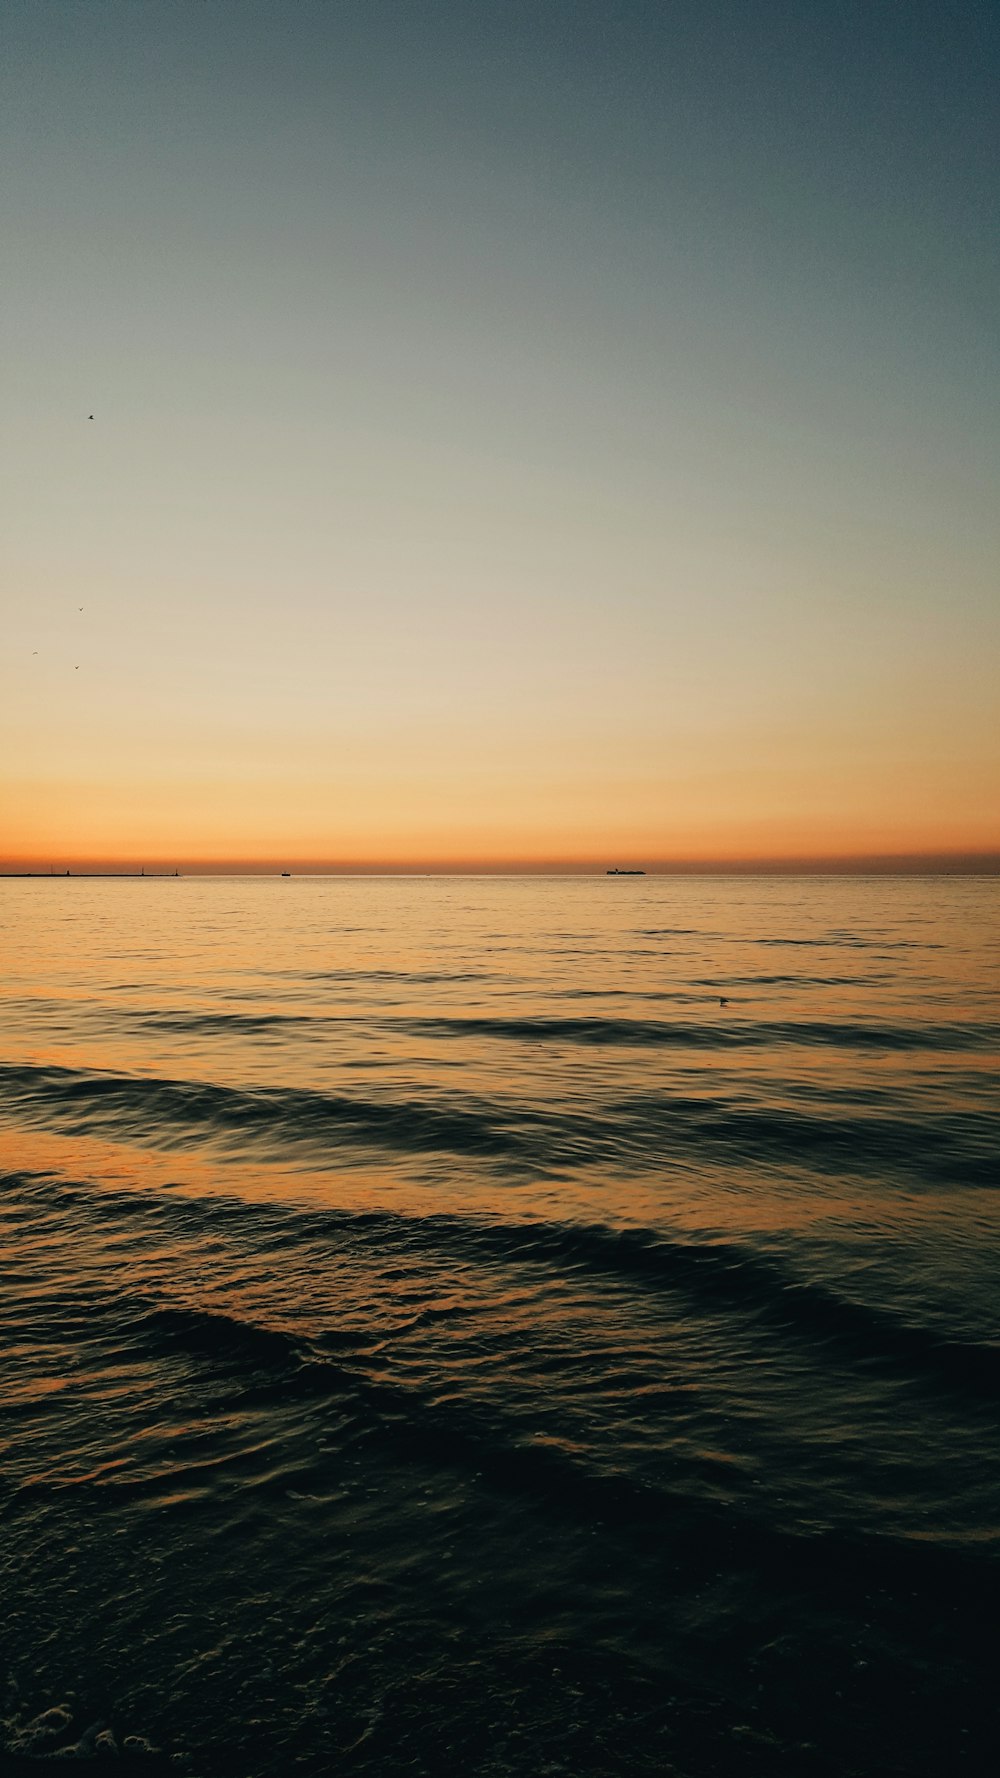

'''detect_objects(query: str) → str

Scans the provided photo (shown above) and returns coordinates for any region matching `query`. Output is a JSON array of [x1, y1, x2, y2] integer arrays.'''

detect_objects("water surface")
[[1, 875, 998, 1773]]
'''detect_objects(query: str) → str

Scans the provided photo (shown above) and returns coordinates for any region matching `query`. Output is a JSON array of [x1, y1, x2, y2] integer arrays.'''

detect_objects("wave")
[[691, 973, 894, 987], [9, 997, 994, 1053], [8, 1251, 994, 1584], [636, 927, 700, 936], [399, 1014, 1000, 1053], [138, 1010, 317, 1035], [0, 1061, 995, 1186], [0, 1061, 521, 1161], [133, 1299, 318, 1371], [291, 968, 491, 985], [456, 1218, 1000, 1393], [6, 1168, 1000, 1399], [754, 934, 939, 950]]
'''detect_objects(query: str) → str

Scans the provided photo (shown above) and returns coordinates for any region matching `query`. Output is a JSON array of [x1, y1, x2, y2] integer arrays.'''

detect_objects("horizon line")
[[2, 850, 998, 878]]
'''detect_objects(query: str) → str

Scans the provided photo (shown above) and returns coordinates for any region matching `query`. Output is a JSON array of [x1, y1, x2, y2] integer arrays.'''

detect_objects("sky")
[[2, 0, 997, 871]]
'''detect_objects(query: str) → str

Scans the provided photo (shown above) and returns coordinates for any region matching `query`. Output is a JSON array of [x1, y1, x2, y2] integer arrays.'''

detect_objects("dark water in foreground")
[[1, 875, 998, 1776]]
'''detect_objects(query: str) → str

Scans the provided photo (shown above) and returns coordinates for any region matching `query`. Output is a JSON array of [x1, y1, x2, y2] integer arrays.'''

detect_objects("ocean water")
[[1, 874, 998, 1776]]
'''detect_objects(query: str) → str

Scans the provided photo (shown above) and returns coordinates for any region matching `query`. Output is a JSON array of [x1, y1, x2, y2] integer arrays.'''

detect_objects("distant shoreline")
[[2, 868, 997, 880], [0, 872, 182, 880]]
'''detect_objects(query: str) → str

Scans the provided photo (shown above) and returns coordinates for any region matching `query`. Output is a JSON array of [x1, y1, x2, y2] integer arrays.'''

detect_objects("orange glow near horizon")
[[4, 674, 998, 872], [3, 685, 1000, 873], [2, 777, 998, 874]]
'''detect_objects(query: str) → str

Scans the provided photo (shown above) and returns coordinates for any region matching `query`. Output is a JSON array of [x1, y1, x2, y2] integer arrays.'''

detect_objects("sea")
[[1, 874, 997, 1776]]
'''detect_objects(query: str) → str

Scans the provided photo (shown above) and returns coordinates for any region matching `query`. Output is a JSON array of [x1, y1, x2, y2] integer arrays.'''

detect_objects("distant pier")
[[1, 871, 182, 879]]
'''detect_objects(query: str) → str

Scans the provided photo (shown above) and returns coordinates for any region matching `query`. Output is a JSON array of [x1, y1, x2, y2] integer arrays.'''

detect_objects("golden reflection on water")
[[2, 1088, 993, 1274], [2, 873, 997, 1248]]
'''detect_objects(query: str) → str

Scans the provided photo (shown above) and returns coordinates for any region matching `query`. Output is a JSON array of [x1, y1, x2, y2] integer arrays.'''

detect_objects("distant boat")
[[607, 868, 645, 875], [281, 870, 291, 878]]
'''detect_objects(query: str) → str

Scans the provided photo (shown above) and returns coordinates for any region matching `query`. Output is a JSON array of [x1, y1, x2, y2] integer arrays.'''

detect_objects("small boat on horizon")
[[607, 868, 645, 875], [281, 870, 291, 878]]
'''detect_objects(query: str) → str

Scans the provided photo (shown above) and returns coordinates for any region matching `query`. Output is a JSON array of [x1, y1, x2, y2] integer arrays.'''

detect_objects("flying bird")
[[88, 414, 93, 420]]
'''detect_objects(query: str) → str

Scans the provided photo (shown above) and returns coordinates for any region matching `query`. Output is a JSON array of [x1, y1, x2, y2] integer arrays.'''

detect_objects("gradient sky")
[[2, 0, 997, 869]]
